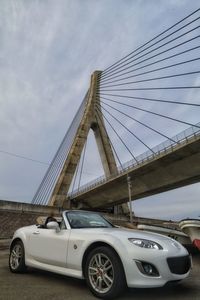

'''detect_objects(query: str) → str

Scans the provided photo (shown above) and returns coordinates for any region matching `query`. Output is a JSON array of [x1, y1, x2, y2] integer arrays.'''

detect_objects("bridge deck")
[[68, 132, 200, 209]]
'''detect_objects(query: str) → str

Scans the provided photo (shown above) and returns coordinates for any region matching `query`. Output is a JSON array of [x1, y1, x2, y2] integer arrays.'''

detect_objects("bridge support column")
[[45, 70, 129, 215]]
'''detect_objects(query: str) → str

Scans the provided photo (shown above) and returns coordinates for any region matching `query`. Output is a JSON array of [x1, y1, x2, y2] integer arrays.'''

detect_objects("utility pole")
[[127, 174, 133, 223]]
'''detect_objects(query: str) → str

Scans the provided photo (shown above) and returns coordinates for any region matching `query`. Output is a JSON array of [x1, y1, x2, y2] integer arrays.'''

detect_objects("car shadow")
[[123, 283, 196, 300], [3, 251, 200, 300], [28, 267, 87, 287], [26, 268, 198, 300]]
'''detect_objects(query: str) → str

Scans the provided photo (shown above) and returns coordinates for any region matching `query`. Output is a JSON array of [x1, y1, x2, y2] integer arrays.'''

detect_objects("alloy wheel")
[[88, 253, 114, 294], [10, 244, 22, 270]]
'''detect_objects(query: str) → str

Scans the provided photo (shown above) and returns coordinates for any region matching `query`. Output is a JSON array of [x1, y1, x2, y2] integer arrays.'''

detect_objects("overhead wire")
[[33, 136, 72, 205], [0, 149, 49, 166], [100, 57, 200, 86], [32, 93, 88, 205], [100, 45, 200, 84], [102, 13, 200, 78], [100, 86, 200, 92], [101, 34, 200, 81], [95, 109, 123, 169], [37, 92, 88, 204], [100, 70, 200, 88], [96, 102, 155, 155], [99, 98, 179, 144], [32, 142, 66, 205], [100, 98, 200, 129], [33, 127, 74, 205], [70, 139, 99, 194], [102, 8, 200, 74], [100, 94, 200, 107], [95, 105, 139, 162]]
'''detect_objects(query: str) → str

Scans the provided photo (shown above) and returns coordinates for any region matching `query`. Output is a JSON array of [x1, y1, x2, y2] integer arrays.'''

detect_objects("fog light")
[[135, 260, 159, 277], [143, 263, 153, 275]]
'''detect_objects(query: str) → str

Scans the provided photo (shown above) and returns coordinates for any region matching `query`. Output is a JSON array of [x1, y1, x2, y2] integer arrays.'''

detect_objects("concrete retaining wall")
[[0, 200, 176, 246], [0, 200, 62, 239]]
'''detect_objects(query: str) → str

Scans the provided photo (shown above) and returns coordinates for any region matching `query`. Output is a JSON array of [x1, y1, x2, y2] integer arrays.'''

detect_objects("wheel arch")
[[10, 238, 23, 250], [82, 241, 126, 281], [9, 237, 27, 273]]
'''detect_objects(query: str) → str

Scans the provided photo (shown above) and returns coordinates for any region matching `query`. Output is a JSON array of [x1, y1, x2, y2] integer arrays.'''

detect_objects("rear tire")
[[9, 240, 27, 273], [85, 246, 126, 299]]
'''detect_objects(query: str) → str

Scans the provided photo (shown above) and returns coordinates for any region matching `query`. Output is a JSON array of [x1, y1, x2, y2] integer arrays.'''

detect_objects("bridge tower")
[[29, 8, 200, 218], [45, 71, 128, 214]]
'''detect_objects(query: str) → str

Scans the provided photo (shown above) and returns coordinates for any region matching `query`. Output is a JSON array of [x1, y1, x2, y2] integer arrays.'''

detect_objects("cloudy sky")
[[0, 0, 200, 220]]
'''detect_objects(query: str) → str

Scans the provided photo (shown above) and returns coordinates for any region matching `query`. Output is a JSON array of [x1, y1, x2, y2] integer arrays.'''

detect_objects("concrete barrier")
[[0, 199, 177, 249], [0, 200, 62, 240]]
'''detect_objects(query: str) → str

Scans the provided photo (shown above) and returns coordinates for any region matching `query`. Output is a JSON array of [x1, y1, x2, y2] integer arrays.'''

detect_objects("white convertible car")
[[9, 210, 191, 299]]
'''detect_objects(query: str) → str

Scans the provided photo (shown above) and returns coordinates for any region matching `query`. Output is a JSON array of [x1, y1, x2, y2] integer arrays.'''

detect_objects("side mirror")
[[46, 221, 60, 232]]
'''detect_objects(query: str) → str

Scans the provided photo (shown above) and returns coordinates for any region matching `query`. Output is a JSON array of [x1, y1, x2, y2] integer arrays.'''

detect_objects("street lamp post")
[[127, 174, 133, 223]]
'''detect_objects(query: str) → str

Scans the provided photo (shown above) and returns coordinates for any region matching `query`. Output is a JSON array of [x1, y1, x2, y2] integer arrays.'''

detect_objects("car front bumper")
[[121, 240, 191, 288]]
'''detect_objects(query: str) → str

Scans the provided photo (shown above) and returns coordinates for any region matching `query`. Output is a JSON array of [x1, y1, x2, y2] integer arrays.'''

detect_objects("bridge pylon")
[[47, 71, 129, 214]]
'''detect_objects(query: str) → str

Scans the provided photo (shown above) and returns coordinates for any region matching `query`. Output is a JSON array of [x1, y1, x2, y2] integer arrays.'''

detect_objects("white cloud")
[[133, 182, 200, 220]]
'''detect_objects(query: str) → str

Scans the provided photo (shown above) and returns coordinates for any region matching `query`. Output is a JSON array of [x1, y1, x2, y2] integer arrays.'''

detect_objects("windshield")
[[66, 211, 114, 229]]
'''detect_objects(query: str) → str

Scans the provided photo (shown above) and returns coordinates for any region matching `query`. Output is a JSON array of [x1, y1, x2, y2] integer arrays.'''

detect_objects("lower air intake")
[[167, 255, 191, 275]]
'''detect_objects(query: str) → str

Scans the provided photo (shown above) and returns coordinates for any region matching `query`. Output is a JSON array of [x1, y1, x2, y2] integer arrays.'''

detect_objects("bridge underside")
[[69, 136, 200, 209]]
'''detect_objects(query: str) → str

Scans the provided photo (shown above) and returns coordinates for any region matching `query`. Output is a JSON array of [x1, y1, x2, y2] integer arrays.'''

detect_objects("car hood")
[[79, 227, 186, 252]]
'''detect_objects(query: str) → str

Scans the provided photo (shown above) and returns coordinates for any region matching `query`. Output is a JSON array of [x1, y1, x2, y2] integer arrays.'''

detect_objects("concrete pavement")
[[0, 250, 200, 300]]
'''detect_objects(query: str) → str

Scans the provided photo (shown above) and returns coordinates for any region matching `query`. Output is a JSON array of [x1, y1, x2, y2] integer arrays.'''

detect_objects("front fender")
[[67, 231, 129, 278], [10, 226, 36, 255]]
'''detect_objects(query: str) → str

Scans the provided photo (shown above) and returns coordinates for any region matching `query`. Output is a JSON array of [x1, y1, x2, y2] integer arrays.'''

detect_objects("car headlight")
[[128, 238, 163, 250]]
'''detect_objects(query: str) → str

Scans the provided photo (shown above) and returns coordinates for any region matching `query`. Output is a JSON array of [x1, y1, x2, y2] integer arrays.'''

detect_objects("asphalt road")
[[0, 250, 200, 300]]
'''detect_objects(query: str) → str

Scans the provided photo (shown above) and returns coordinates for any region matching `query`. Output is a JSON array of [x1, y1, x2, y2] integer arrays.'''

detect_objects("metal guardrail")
[[68, 123, 200, 198]]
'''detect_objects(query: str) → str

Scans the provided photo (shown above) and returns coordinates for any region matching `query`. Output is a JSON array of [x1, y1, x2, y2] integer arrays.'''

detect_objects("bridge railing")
[[68, 123, 200, 198]]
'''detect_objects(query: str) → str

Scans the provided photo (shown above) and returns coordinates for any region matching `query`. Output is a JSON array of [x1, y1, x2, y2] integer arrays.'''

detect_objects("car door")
[[28, 226, 70, 268]]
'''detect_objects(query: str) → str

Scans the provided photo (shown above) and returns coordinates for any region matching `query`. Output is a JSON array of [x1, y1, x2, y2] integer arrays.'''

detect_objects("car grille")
[[167, 255, 191, 275]]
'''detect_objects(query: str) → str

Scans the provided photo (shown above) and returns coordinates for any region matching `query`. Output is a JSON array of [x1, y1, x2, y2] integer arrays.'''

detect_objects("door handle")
[[33, 231, 40, 235]]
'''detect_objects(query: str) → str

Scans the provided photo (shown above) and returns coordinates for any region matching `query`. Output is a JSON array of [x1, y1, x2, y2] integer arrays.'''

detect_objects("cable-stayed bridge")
[[68, 125, 200, 210], [16, 9, 200, 213]]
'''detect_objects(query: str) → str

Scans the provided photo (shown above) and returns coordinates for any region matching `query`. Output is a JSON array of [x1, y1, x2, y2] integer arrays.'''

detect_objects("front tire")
[[85, 246, 126, 299], [9, 240, 27, 273]]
